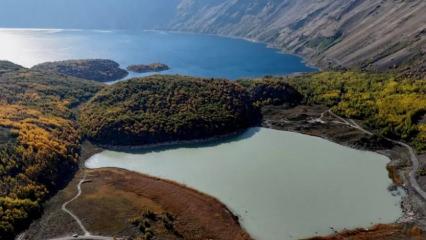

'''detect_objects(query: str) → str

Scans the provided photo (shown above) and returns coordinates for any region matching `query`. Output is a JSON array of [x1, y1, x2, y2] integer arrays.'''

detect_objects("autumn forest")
[[0, 59, 425, 239]]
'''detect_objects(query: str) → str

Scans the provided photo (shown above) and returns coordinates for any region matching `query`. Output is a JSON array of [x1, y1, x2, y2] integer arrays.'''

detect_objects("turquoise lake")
[[86, 128, 402, 240], [0, 28, 316, 80]]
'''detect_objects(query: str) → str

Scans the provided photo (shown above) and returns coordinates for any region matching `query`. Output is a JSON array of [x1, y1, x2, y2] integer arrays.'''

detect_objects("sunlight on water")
[[0, 28, 316, 79]]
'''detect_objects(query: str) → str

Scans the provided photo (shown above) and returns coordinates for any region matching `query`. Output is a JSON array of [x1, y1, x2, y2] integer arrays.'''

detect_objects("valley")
[[0, 2, 425, 237], [0, 58, 423, 240]]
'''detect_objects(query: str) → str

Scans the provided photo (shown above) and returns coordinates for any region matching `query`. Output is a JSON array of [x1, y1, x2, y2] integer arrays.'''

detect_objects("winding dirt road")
[[61, 175, 90, 236], [49, 174, 117, 240], [326, 110, 426, 201]]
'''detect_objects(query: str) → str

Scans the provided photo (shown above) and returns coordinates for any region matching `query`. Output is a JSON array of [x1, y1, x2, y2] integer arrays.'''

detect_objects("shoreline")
[[88, 167, 250, 232], [261, 104, 426, 237], [157, 28, 322, 72], [83, 132, 405, 239], [93, 129, 249, 152], [20, 104, 424, 239], [83, 107, 415, 238], [0, 27, 321, 76]]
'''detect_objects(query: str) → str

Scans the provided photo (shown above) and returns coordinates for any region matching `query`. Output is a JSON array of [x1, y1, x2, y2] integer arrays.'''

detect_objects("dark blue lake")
[[0, 29, 316, 80]]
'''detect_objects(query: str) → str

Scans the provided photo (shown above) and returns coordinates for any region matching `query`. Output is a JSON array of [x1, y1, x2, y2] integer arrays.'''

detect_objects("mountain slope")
[[169, 0, 426, 76]]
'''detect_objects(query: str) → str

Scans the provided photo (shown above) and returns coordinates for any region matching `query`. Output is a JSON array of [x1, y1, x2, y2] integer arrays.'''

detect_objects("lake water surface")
[[0, 28, 316, 80], [86, 128, 402, 240]]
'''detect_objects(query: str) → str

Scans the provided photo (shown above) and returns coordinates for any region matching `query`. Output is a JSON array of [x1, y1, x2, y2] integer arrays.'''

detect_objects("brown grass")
[[69, 168, 252, 240]]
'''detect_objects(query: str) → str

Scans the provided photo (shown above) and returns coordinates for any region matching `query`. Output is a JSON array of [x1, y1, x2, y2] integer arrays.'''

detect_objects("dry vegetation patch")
[[69, 169, 251, 240]]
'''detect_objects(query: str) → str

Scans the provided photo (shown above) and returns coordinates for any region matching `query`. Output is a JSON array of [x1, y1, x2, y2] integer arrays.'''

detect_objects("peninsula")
[[32, 59, 129, 82]]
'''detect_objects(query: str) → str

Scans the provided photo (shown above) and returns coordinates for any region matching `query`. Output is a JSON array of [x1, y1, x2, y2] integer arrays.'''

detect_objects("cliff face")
[[169, 0, 426, 75]]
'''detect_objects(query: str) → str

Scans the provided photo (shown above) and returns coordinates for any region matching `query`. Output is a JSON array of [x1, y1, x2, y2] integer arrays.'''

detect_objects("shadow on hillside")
[[0, 127, 16, 145], [114, 127, 262, 155]]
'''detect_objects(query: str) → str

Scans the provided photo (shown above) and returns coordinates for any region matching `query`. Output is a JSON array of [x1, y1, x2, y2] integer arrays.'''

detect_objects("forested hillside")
[[79, 75, 259, 146], [237, 78, 303, 107], [0, 62, 425, 239], [170, 0, 426, 77], [281, 72, 426, 151], [32, 59, 129, 83], [0, 68, 102, 239], [0, 61, 24, 75]]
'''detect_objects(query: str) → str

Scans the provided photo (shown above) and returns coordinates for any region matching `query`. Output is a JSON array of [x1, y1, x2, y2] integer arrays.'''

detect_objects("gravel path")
[[49, 173, 118, 240], [327, 110, 426, 201]]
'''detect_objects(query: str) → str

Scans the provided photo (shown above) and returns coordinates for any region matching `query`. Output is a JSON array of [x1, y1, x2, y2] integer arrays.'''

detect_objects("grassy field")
[[68, 168, 251, 240]]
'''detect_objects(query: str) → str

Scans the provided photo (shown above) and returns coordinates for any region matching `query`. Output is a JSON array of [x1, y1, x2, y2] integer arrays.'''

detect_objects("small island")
[[32, 59, 129, 82], [127, 63, 170, 73]]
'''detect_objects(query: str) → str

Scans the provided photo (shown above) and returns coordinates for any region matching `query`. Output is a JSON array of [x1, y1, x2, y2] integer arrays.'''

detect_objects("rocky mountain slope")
[[169, 0, 426, 76]]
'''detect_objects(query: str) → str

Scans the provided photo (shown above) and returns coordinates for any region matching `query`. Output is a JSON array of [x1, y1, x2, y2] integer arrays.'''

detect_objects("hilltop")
[[79, 75, 260, 146], [32, 59, 128, 82], [0, 61, 24, 75]]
